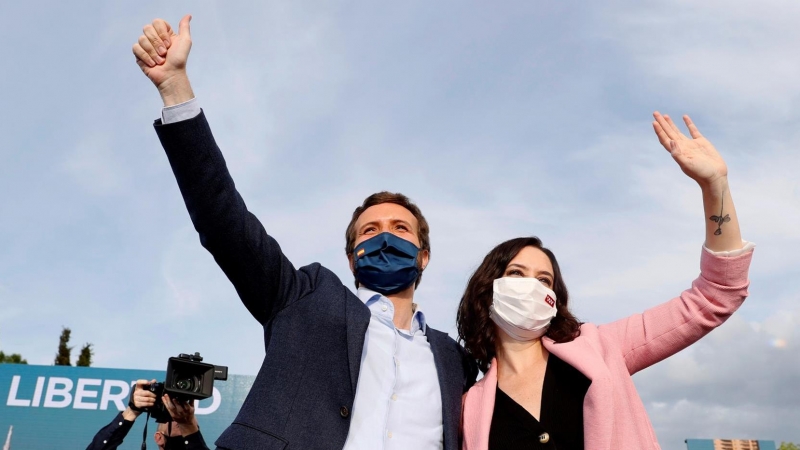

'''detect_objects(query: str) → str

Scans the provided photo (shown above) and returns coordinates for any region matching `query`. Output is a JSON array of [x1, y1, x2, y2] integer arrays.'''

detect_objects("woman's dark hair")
[[456, 237, 581, 373]]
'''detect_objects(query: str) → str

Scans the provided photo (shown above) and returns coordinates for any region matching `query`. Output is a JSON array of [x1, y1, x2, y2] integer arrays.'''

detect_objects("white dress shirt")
[[342, 288, 443, 450]]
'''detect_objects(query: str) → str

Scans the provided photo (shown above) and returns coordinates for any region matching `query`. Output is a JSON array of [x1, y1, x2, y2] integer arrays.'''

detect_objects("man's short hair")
[[345, 191, 431, 288]]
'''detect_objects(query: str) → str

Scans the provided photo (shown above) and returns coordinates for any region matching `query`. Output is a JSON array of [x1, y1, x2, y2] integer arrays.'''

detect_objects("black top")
[[488, 354, 591, 450], [85, 412, 209, 450]]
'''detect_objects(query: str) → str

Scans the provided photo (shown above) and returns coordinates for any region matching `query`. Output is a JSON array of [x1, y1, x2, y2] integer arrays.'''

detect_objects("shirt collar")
[[357, 287, 428, 334]]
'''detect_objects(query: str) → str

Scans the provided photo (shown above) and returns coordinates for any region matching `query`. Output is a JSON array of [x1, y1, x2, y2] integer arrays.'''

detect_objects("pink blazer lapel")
[[544, 331, 615, 450], [462, 361, 497, 450]]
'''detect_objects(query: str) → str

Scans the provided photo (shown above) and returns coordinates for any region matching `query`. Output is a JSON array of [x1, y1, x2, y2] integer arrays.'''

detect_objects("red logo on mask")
[[544, 295, 555, 307]]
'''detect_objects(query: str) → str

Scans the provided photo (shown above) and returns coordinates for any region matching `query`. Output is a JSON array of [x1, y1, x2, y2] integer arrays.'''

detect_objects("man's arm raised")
[[133, 17, 314, 323]]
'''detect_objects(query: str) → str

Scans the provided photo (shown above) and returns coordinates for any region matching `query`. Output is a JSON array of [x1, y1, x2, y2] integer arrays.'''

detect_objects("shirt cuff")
[[703, 240, 756, 257], [183, 429, 208, 449], [161, 97, 201, 124]]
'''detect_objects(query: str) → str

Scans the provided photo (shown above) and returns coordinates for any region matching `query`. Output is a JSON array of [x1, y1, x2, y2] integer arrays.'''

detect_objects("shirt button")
[[185, 441, 189, 445], [391, 394, 397, 401], [381, 304, 388, 312], [340, 406, 349, 418], [539, 432, 550, 443], [118, 422, 123, 426], [387, 431, 393, 439]]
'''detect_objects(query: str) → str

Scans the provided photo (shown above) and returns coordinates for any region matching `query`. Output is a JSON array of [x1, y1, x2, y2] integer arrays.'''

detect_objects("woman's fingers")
[[663, 114, 687, 139], [684, 115, 703, 139], [653, 112, 678, 141], [652, 121, 673, 151]]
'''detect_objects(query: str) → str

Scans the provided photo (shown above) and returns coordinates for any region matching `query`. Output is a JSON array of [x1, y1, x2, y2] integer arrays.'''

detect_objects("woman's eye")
[[539, 278, 552, 286], [506, 270, 523, 277]]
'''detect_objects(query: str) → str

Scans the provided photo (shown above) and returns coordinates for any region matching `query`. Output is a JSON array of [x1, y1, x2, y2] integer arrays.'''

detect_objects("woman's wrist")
[[698, 175, 729, 197]]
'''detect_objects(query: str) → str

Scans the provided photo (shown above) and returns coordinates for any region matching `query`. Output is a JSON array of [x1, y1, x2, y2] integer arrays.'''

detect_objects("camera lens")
[[175, 376, 200, 392]]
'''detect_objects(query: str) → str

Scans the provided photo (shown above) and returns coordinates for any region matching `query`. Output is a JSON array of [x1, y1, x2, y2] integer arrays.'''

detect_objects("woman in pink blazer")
[[457, 112, 754, 450]]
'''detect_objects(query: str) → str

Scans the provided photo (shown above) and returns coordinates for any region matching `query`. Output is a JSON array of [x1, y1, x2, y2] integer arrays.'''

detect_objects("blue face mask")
[[353, 232, 421, 295]]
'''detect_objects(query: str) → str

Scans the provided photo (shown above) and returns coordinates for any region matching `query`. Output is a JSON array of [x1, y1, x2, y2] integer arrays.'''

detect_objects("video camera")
[[138, 352, 228, 423]]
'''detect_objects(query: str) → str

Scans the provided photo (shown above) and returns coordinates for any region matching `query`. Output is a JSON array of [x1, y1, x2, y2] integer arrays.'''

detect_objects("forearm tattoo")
[[709, 193, 731, 236]]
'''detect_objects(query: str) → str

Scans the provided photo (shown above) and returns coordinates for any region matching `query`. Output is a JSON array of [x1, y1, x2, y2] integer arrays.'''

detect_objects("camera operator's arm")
[[85, 380, 156, 450], [163, 394, 210, 450]]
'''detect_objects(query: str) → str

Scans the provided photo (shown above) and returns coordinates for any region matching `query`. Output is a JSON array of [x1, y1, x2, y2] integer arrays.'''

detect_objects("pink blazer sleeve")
[[598, 247, 753, 375]]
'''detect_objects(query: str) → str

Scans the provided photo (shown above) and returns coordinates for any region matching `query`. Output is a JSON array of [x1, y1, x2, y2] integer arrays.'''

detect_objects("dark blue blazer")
[[154, 112, 478, 450]]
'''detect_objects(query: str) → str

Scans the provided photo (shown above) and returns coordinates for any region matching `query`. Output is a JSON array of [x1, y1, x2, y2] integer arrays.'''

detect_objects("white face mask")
[[490, 277, 558, 341]]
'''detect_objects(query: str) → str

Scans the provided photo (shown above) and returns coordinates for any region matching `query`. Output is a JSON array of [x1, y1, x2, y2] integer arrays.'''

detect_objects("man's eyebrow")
[[358, 218, 414, 231]]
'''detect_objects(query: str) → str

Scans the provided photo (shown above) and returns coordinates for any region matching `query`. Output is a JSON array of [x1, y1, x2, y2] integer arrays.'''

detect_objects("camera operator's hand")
[[122, 379, 158, 421], [163, 394, 200, 436]]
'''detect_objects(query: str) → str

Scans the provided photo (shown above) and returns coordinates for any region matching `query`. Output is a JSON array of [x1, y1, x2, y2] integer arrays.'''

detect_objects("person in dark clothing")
[[87, 379, 210, 450], [131, 15, 477, 450]]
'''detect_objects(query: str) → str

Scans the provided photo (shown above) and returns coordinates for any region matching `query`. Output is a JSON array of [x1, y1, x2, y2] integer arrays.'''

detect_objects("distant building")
[[685, 439, 777, 450]]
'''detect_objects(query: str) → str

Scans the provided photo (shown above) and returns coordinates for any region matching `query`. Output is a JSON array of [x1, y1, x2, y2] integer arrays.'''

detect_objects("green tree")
[[76, 343, 93, 367], [54, 327, 73, 366], [779, 443, 800, 450], [0, 351, 27, 364]]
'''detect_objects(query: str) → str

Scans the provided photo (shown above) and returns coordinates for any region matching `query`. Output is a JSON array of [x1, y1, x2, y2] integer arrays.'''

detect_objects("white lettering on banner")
[[4, 376, 226, 412], [194, 387, 221, 415], [74, 379, 102, 410], [100, 380, 130, 411], [31, 376, 45, 407], [43, 377, 73, 408], [7, 376, 30, 407]]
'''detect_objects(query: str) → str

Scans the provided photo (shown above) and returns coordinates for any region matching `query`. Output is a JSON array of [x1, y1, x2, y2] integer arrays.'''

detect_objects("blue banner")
[[0, 364, 254, 449]]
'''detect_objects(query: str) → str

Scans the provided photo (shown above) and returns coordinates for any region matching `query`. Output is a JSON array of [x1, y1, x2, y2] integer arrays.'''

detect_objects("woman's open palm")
[[652, 112, 728, 187]]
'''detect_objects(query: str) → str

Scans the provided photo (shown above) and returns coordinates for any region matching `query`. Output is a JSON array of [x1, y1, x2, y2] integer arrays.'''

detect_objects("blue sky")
[[1, 1, 799, 448]]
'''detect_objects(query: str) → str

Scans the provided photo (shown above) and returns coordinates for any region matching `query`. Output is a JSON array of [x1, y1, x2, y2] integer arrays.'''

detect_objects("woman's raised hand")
[[652, 112, 727, 189]]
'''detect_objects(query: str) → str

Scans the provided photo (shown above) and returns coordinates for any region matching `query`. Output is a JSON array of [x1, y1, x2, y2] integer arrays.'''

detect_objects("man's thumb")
[[179, 14, 192, 37]]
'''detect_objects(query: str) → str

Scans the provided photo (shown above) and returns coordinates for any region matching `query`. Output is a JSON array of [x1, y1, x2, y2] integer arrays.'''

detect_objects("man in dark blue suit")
[[132, 15, 477, 450]]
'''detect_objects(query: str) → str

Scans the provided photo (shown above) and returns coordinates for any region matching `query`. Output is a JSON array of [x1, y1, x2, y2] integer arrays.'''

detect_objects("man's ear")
[[154, 431, 165, 447], [347, 253, 355, 274], [419, 249, 430, 271]]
